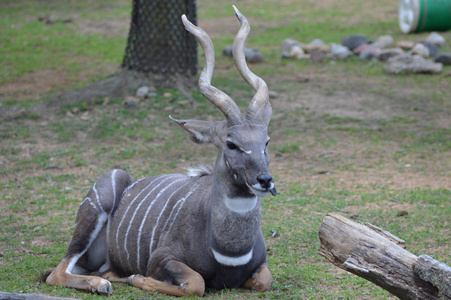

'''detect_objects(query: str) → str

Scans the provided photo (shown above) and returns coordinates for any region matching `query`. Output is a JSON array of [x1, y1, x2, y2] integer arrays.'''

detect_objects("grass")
[[1, 0, 450, 299]]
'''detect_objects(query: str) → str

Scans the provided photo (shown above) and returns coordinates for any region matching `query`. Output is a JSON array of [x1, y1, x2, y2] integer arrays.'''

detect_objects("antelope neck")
[[208, 177, 261, 267]]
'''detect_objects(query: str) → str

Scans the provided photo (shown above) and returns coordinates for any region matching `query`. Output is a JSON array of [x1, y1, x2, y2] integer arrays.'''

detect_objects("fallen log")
[[318, 213, 451, 300], [0, 292, 81, 300]]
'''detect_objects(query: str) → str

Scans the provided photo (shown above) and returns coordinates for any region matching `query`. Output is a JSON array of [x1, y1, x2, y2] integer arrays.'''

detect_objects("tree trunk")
[[121, 0, 197, 76], [45, 0, 198, 110], [318, 213, 451, 300]]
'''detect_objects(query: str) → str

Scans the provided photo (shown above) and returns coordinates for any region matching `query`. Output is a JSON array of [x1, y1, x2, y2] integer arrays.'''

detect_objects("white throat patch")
[[211, 247, 253, 266], [224, 196, 258, 213]]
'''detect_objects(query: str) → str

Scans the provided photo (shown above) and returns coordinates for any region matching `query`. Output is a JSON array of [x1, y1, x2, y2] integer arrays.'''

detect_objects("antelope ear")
[[169, 116, 227, 147]]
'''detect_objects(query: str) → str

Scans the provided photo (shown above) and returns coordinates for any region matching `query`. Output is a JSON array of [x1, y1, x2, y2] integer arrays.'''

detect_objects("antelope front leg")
[[46, 258, 113, 295], [242, 263, 273, 292], [128, 260, 205, 297]]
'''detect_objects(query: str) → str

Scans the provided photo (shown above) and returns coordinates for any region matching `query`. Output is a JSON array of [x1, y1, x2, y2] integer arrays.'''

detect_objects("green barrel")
[[399, 0, 451, 33]]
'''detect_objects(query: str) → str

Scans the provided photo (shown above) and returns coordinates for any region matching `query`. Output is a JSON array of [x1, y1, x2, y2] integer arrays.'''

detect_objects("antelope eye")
[[226, 141, 239, 150]]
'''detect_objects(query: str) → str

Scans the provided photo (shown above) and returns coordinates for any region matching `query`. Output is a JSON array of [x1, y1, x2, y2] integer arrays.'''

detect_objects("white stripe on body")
[[121, 177, 146, 199], [92, 182, 105, 213], [66, 212, 108, 273], [223, 196, 257, 213], [123, 175, 183, 271], [115, 176, 169, 261], [147, 180, 193, 259], [136, 178, 186, 273], [210, 247, 253, 266], [80, 196, 98, 211], [111, 169, 117, 215], [163, 182, 203, 234]]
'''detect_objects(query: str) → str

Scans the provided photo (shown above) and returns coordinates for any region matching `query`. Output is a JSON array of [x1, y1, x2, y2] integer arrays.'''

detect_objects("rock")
[[310, 49, 326, 63], [302, 43, 330, 54], [422, 43, 439, 57], [359, 51, 376, 60], [378, 48, 404, 61], [310, 39, 325, 45], [136, 86, 156, 99], [425, 32, 446, 47], [341, 34, 368, 50], [353, 44, 381, 56], [222, 45, 233, 57], [435, 53, 451, 66], [124, 96, 140, 109], [290, 46, 310, 59], [397, 211, 408, 217], [224, 45, 264, 62], [296, 74, 310, 83], [397, 40, 415, 50], [245, 48, 264, 63], [329, 43, 352, 60], [373, 35, 394, 49], [384, 53, 443, 74], [80, 111, 90, 120], [281, 38, 303, 53], [410, 43, 430, 57], [136, 86, 149, 98]]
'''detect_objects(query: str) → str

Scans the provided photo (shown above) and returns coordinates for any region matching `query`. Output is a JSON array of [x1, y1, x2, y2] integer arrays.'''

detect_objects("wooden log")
[[0, 292, 81, 300], [318, 213, 450, 300], [414, 255, 451, 299]]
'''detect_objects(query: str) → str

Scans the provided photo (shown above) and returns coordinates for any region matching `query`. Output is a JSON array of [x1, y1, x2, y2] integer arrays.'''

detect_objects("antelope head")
[[172, 6, 276, 198]]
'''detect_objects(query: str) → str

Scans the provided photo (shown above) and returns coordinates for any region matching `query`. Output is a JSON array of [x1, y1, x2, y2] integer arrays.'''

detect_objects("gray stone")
[[435, 53, 451, 66], [310, 49, 326, 62], [373, 35, 394, 49], [222, 45, 233, 57], [378, 48, 404, 61], [341, 34, 368, 50], [124, 96, 140, 109], [384, 53, 443, 74], [410, 43, 430, 57], [329, 43, 352, 60], [425, 32, 446, 47], [359, 51, 376, 60], [423, 43, 439, 57], [397, 40, 415, 50], [310, 39, 325, 45], [353, 44, 381, 57], [136, 86, 156, 99], [245, 48, 264, 63], [280, 38, 303, 53], [223, 46, 264, 63], [136, 86, 149, 98]]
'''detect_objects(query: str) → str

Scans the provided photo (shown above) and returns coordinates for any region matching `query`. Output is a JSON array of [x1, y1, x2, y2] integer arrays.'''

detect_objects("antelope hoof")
[[243, 265, 273, 292], [96, 283, 113, 295], [126, 274, 145, 287]]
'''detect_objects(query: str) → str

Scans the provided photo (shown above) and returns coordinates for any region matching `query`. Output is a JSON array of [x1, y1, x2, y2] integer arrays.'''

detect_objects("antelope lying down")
[[45, 6, 276, 297]]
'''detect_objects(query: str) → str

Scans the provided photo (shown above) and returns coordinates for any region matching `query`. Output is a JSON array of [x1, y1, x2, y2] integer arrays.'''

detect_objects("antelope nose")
[[257, 174, 273, 189]]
